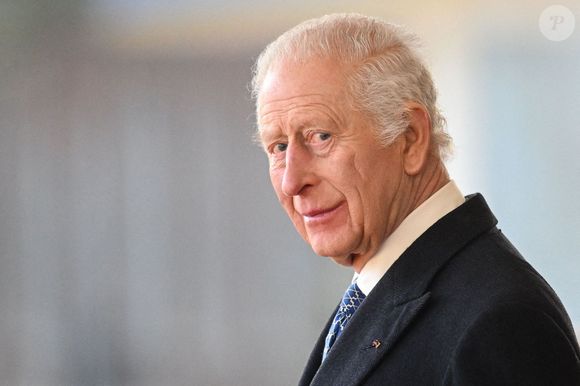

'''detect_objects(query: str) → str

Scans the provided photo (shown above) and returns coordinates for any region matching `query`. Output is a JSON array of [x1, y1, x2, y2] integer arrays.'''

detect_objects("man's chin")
[[327, 254, 354, 267], [308, 237, 357, 267], [329, 255, 353, 267], [313, 247, 366, 272]]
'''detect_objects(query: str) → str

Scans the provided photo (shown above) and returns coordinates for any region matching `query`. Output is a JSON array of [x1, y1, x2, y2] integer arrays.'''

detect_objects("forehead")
[[257, 59, 350, 121], [257, 59, 346, 109]]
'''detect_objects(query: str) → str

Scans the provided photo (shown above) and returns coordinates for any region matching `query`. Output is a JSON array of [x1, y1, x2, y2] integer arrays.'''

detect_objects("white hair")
[[251, 13, 453, 160]]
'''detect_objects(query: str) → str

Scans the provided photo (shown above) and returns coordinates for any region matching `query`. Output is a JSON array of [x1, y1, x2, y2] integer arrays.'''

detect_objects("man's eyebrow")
[[258, 126, 284, 145]]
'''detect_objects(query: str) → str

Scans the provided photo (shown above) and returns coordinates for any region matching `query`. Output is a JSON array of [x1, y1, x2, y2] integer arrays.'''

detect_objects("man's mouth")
[[302, 202, 345, 224]]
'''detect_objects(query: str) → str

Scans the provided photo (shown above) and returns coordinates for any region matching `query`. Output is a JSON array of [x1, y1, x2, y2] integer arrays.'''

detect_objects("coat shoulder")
[[443, 301, 580, 385]]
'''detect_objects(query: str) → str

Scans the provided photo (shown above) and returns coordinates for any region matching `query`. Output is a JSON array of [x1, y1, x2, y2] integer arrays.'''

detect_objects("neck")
[[406, 158, 450, 212]]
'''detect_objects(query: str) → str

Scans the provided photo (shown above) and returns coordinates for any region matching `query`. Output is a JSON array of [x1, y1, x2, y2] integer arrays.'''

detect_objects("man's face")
[[258, 59, 407, 271]]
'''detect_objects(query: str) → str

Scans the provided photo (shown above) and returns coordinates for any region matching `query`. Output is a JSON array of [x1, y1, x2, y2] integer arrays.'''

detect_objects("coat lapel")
[[309, 291, 431, 386], [300, 194, 498, 386], [298, 306, 336, 386]]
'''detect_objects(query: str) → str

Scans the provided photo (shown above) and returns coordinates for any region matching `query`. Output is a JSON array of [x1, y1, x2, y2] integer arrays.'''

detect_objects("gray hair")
[[251, 13, 453, 160]]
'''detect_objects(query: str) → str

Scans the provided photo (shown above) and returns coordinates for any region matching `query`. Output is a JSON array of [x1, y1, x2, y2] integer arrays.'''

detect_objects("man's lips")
[[301, 202, 344, 223]]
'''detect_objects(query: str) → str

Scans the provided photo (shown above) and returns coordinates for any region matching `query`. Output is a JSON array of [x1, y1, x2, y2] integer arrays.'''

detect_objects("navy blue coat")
[[299, 194, 580, 385]]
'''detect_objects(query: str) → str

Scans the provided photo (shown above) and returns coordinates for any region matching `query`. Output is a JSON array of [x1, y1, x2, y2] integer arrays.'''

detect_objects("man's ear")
[[402, 102, 432, 176]]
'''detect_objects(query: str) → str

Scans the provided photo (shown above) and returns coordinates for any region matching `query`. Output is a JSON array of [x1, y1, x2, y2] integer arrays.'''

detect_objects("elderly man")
[[252, 13, 580, 385]]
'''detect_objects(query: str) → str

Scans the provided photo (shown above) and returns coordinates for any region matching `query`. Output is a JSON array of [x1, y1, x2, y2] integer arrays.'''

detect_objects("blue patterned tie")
[[322, 282, 366, 361]]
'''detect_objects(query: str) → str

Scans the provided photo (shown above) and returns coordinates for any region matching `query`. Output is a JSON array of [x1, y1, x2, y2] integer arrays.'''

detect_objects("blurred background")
[[0, 0, 578, 385]]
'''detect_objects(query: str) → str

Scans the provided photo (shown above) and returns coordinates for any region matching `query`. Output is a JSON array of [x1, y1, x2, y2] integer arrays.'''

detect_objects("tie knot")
[[339, 282, 366, 312]]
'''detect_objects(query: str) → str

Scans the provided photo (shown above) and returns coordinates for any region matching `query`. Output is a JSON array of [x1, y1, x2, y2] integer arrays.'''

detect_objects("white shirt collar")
[[354, 180, 465, 295]]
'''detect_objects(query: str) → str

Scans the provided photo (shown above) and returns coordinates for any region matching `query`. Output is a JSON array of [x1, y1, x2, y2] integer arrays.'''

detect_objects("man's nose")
[[281, 143, 315, 197]]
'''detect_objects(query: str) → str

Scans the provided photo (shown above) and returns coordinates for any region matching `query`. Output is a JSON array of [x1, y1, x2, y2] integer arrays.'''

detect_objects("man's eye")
[[311, 132, 331, 143], [273, 143, 288, 153]]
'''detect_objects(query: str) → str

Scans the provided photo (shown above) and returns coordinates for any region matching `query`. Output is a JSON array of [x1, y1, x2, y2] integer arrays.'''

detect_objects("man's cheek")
[[269, 171, 283, 194]]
